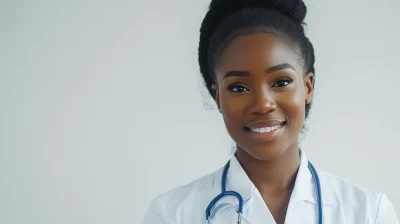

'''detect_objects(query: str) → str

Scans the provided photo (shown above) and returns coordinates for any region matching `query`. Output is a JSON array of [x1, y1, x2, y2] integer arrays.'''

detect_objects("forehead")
[[217, 33, 302, 75]]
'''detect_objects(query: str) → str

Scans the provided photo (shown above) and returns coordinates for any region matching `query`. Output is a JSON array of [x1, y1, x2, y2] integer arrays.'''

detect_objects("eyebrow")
[[223, 63, 296, 80]]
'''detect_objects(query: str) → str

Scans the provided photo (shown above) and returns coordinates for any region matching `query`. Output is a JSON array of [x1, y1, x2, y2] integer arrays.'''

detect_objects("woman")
[[143, 0, 399, 223]]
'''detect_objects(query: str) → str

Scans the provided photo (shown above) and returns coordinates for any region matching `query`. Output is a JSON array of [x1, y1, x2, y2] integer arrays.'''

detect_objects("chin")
[[241, 143, 289, 161]]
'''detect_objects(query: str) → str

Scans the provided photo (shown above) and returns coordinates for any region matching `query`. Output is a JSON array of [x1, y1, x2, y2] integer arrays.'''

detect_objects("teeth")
[[251, 124, 281, 133]]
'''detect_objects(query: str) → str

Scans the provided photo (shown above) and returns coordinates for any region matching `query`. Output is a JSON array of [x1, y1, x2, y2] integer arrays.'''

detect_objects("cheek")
[[220, 96, 244, 124], [279, 87, 306, 128], [219, 93, 247, 136]]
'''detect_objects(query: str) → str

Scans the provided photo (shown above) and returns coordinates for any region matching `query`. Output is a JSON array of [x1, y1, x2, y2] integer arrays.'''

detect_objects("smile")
[[244, 122, 286, 142], [249, 124, 283, 134]]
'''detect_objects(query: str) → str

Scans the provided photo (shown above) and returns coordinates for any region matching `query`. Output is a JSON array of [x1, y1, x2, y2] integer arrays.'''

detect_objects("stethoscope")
[[205, 160, 323, 224]]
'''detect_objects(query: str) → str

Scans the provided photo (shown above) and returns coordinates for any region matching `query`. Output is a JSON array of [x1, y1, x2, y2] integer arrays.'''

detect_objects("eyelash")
[[227, 77, 293, 93], [228, 83, 249, 93], [272, 77, 293, 87]]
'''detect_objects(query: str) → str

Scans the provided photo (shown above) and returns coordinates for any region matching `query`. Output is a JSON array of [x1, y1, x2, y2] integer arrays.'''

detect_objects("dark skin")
[[212, 33, 314, 224]]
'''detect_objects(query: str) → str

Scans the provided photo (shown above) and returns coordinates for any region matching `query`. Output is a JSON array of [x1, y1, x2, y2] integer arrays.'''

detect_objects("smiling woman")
[[143, 0, 399, 223], [214, 33, 313, 162]]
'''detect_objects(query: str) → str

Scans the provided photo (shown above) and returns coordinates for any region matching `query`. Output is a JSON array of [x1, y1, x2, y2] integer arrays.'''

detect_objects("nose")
[[249, 87, 277, 115]]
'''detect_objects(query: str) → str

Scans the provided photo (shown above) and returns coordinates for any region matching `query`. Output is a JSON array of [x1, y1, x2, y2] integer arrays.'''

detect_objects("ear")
[[212, 84, 221, 112], [304, 73, 314, 105]]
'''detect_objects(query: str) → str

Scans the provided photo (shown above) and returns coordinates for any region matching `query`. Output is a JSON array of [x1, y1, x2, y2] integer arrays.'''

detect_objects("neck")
[[235, 142, 300, 194]]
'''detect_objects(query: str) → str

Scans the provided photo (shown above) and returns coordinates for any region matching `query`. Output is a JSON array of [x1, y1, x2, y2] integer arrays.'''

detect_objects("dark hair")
[[198, 0, 316, 118]]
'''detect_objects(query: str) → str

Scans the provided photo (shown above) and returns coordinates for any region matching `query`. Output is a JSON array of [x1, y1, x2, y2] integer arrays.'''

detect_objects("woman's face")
[[214, 33, 314, 161]]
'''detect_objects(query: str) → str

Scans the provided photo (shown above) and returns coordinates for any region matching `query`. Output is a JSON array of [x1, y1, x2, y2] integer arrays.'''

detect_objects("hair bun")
[[209, 0, 307, 23]]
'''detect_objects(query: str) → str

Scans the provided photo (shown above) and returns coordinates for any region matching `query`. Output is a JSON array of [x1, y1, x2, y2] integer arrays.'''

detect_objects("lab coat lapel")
[[210, 149, 338, 224], [287, 201, 341, 224], [285, 149, 337, 224], [243, 190, 277, 224], [210, 155, 276, 224], [209, 155, 253, 220], [211, 155, 253, 213]]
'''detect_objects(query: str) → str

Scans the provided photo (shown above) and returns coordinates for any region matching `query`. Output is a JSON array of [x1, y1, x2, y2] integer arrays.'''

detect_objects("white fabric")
[[143, 150, 399, 223]]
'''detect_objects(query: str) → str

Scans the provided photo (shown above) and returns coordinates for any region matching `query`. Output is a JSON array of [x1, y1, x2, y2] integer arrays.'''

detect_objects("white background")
[[1, 0, 399, 223]]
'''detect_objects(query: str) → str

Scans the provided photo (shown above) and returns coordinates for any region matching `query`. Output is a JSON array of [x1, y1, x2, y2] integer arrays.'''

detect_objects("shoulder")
[[143, 167, 223, 224], [319, 170, 382, 204], [319, 171, 399, 223]]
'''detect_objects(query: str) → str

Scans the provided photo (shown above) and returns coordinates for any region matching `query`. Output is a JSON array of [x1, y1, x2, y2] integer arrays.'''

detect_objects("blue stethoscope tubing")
[[205, 160, 323, 224]]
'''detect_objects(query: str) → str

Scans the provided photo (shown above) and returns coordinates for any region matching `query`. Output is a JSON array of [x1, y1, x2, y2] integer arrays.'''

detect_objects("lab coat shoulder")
[[143, 167, 223, 224], [319, 171, 399, 223]]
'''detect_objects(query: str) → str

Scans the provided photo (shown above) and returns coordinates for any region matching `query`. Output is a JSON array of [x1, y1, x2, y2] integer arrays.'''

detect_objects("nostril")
[[250, 100, 277, 115]]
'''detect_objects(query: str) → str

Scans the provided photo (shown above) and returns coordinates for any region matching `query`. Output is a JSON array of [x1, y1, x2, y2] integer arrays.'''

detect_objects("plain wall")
[[1, 0, 399, 223]]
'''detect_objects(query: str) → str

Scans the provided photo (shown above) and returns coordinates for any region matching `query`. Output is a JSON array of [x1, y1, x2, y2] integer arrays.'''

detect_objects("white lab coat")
[[143, 150, 399, 223]]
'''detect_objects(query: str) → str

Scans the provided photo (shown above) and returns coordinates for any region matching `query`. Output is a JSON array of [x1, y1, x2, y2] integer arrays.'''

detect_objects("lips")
[[243, 120, 286, 142], [245, 120, 286, 129], [247, 123, 283, 133]]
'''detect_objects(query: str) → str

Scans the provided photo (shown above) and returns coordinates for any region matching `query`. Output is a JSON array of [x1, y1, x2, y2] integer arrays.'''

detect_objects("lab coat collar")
[[290, 149, 336, 206], [211, 153, 255, 212], [220, 149, 336, 207], [225, 152, 255, 202]]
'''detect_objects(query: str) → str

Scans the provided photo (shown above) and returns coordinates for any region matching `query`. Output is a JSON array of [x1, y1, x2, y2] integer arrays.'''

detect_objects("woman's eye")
[[273, 78, 293, 87], [228, 84, 249, 93]]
